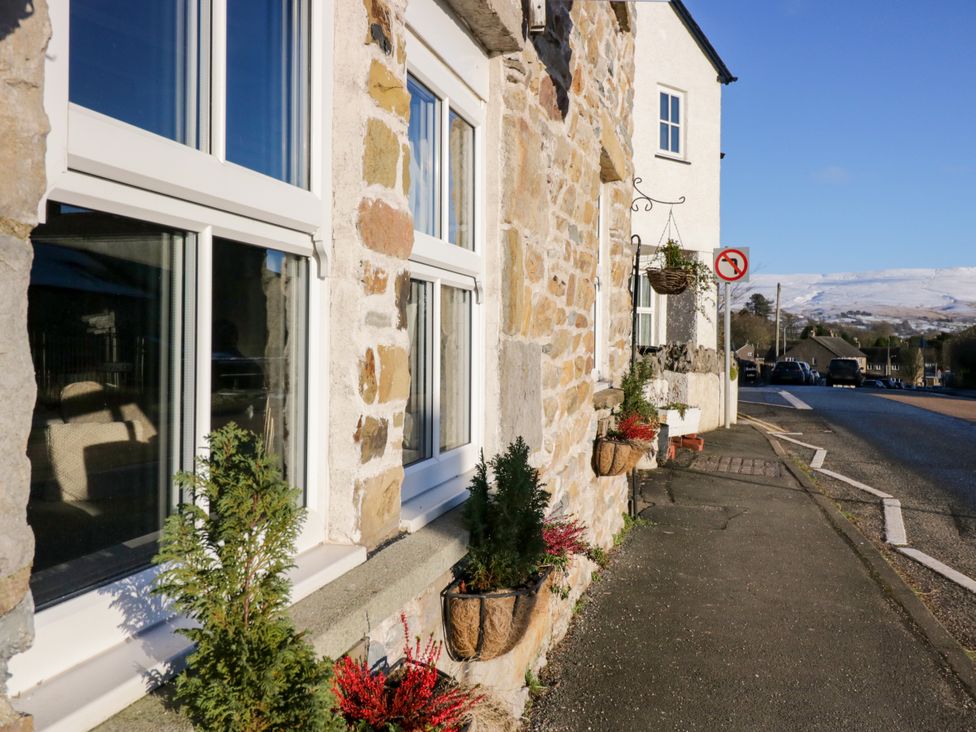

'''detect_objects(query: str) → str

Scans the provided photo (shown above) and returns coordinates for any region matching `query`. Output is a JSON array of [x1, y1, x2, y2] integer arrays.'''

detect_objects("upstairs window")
[[659, 89, 683, 156], [69, 0, 310, 187]]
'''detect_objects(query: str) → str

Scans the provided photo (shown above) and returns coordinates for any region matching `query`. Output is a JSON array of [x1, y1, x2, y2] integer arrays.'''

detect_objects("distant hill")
[[750, 267, 976, 334]]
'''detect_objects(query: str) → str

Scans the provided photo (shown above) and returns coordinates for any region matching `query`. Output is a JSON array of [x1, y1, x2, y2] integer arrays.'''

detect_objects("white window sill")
[[12, 542, 365, 732], [400, 471, 472, 533], [655, 152, 691, 165]]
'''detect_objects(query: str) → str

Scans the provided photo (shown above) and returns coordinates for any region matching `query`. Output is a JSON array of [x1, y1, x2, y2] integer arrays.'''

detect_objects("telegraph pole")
[[774, 283, 781, 358]]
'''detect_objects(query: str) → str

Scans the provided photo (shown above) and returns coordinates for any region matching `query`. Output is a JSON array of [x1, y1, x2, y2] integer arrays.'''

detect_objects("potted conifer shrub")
[[153, 424, 344, 731], [442, 437, 551, 661]]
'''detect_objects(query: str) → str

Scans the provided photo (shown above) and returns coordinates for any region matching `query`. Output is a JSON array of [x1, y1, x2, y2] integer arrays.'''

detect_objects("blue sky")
[[683, 0, 976, 275]]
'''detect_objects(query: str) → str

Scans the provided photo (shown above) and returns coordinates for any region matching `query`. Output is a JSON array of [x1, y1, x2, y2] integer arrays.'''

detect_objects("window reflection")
[[27, 204, 185, 607], [211, 240, 307, 488], [408, 76, 440, 238], [70, 0, 198, 145], [226, 0, 309, 186], [448, 111, 474, 250], [440, 286, 471, 453], [403, 280, 432, 466]]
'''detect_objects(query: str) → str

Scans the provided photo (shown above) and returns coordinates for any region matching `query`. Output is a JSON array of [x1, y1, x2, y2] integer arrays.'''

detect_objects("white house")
[[632, 0, 736, 432]]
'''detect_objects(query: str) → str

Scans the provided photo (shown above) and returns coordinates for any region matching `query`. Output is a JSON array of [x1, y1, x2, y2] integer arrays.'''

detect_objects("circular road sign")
[[714, 247, 749, 282]]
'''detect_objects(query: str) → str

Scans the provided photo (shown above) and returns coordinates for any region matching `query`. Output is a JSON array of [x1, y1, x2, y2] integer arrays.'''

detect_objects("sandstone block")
[[355, 415, 389, 464], [394, 270, 410, 330], [356, 466, 403, 549], [363, 0, 392, 54], [367, 60, 409, 119], [363, 118, 400, 188], [358, 199, 413, 259], [502, 229, 525, 337], [599, 111, 626, 183], [440, 0, 522, 54], [359, 348, 377, 403], [361, 261, 388, 295], [378, 345, 410, 402], [499, 340, 543, 450]]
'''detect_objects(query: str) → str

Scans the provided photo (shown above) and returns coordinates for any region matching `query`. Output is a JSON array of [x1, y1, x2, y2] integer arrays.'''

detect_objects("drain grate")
[[693, 455, 781, 478]]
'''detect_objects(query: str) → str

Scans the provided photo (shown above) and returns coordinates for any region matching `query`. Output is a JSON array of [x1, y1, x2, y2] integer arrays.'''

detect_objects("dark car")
[[797, 361, 816, 385], [827, 358, 864, 387], [860, 379, 887, 389], [738, 359, 760, 384], [770, 360, 806, 385]]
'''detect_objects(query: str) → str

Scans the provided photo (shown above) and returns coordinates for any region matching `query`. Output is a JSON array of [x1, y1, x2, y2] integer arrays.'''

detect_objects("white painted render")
[[632, 0, 724, 351]]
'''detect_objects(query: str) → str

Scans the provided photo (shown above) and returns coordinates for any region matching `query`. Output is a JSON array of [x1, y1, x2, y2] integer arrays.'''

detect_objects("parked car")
[[738, 359, 760, 384], [860, 379, 887, 389], [797, 361, 816, 385], [770, 360, 806, 385], [880, 378, 903, 389], [809, 368, 822, 385], [826, 358, 864, 387]]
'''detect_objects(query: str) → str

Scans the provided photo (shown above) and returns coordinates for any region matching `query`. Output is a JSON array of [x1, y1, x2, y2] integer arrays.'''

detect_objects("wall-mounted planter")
[[441, 568, 552, 661], [593, 437, 641, 476], [660, 407, 701, 438]]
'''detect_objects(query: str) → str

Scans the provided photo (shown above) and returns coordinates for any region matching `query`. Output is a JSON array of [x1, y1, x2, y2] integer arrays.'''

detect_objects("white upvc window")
[[634, 258, 658, 349], [658, 87, 685, 158], [593, 186, 611, 384], [401, 22, 485, 506], [10, 2, 361, 723]]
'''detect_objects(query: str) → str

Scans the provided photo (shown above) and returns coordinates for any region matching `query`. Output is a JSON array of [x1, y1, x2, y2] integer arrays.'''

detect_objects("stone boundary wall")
[[0, 2, 50, 729]]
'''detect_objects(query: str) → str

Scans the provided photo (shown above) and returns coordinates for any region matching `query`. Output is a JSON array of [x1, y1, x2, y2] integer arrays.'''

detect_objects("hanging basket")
[[646, 266, 691, 295], [593, 437, 635, 476], [441, 568, 552, 661]]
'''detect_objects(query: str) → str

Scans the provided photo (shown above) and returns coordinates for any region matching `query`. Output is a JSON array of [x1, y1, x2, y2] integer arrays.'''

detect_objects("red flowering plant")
[[332, 614, 483, 731], [608, 413, 659, 446], [541, 516, 593, 599]]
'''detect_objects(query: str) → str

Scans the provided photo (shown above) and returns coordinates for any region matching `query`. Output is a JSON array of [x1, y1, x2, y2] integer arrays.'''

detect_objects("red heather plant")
[[543, 516, 590, 562], [332, 614, 482, 731], [610, 413, 659, 444]]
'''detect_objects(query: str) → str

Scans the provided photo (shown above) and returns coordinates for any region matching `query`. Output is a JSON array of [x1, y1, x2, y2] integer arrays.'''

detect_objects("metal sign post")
[[713, 247, 750, 430]]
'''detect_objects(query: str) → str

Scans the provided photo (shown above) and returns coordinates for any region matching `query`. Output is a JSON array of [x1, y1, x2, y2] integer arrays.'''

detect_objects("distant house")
[[781, 336, 867, 371], [861, 346, 902, 377], [735, 344, 756, 362]]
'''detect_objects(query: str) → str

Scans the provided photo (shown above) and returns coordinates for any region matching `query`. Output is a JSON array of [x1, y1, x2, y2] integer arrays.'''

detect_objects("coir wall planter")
[[593, 438, 638, 476], [441, 568, 552, 661]]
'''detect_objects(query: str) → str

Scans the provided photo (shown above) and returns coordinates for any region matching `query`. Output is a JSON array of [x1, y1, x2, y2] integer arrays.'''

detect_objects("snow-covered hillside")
[[749, 267, 976, 333]]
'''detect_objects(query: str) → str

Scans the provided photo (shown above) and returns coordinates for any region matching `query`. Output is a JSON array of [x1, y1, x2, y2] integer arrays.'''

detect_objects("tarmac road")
[[739, 384, 976, 649]]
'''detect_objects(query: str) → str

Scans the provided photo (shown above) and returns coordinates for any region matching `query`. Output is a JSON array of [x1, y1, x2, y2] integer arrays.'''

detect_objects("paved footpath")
[[528, 424, 976, 731]]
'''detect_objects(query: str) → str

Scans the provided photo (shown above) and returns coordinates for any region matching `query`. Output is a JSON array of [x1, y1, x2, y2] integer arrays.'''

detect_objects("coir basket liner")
[[646, 266, 690, 295], [441, 568, 552, 661]]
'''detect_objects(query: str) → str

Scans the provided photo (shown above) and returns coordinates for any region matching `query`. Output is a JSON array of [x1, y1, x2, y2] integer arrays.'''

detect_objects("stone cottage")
[[0, 1, 732, 729]]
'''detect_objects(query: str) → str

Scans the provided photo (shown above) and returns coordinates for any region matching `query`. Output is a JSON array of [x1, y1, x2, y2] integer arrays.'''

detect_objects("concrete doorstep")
[[527, 424, 976, 731]]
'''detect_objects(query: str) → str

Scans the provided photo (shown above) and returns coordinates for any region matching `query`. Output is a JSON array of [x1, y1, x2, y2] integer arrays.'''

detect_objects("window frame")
[[401, 27, 485, 504], [657, 86, 686, 160], [593, 186, 611, 384], [635, 256, 658, 349], [12, 0, 348, 702]]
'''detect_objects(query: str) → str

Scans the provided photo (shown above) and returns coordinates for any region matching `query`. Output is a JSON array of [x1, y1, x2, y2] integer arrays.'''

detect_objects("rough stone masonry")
[[0, 2, 49, 729]]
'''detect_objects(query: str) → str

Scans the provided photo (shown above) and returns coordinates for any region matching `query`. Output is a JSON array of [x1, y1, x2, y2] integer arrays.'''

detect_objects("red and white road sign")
[[713, 247, 750, 283]]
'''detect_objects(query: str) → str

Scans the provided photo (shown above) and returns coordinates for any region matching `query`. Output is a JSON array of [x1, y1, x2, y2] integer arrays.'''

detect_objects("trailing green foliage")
[[153, 424, 343, 732], [656, 239, 716, 308], [617, 359, 658, 425], [463, 437, 549, 592]]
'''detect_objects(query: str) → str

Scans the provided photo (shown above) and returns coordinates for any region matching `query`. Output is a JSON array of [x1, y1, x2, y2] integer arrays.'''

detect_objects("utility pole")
[[774, 283, 781, 359]]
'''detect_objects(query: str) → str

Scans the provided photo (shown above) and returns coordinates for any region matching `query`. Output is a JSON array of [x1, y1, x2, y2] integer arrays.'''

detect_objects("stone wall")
[[329, 0, 415, 550], [362, 0, 638, 718], [494, 1, 635, 547], [0, 2, 49, 729]]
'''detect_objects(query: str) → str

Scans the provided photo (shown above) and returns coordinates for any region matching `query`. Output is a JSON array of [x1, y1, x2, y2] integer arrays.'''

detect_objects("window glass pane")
[[671, 96, 680, 125], [211, 239, 307, 490], [448, 111, 475, 250], [638, 274, 653, 308], [659, 122, 669, 151], [659, 92, 669, 122], [671, 125, 680, 154], [440, 286, 471, 453], [226, 0, 309, 187], [404, 280, 432, 465], [27, 203, 187, 607], [70, 0, 197, 145], [408, 76, 441, 238], [638, 313, 653, 347]]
